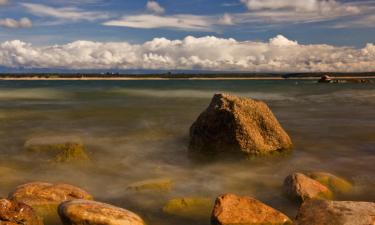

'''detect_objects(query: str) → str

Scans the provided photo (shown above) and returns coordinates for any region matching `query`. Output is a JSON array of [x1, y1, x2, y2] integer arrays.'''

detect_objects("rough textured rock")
[[163, 197, 213, 220], [58, 199, 145, 225], [9, 182, 93, 224], [127, 178, 173, 192], [307, 172, 353, 194], [284, 173, 332, 202], [0, 199, 43, 225], [211, 193, 292, 225], [189, 93, 292, 157], [295, 200, 375, 225], [24, 136, 90, 163]]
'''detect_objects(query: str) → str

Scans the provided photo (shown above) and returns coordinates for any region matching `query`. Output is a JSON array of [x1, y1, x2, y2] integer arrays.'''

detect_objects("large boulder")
[[58, 199, 145, 225], [189, 93, 292, 157], [9, 182, 93, 224], [0, 199, 43, 225], [295, 200, 375, 225], [163, 197, 213, 220], [24, 136, 90, 163], [211, 193, 292, 225], [306, 172, 353, 194], [283, 173, 332, 202]]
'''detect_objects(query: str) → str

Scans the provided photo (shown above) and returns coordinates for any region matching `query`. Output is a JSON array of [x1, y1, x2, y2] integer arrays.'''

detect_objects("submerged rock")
[[24, 136, 90, 163], [9, 182, 93, 224], [189, 93, 292, 157], [163, 197, 213, 220], [0, 199, 43, 225], [295, 199, 375, 225], [58, 199, 145, 225], [127, 178, 173, 192], [284, 173, 332, 202], [306, 172, 353, 194], [211, 193, 292, 225]]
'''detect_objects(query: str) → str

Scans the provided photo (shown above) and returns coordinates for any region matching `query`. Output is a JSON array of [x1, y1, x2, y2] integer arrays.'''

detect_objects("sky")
[[0, 0, 374, 72]]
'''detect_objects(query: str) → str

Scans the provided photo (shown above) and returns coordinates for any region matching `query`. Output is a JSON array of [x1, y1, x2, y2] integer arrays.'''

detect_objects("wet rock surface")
[[0, 199, 43, 225], [284, 173, 332, 202], [295, 199, 375, 225], [189, 93, 292, 158], [211, 193, 292, 225], [9, 182, 92, 224], [58, 199, 145, 225], [126, 178, 173, 192]]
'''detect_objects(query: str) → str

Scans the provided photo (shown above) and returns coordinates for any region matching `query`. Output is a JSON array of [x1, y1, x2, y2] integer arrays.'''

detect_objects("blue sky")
[[0, 0, 374, 46], [0, 0, 374, 71]]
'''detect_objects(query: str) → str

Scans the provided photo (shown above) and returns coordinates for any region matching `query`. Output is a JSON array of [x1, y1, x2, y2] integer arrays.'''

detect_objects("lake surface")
[[0, 79, 374, 225]]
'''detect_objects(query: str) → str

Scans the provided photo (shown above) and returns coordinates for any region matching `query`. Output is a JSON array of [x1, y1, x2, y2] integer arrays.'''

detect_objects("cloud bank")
[[0, 18, 32, 28], [0, 35, 374, 72]]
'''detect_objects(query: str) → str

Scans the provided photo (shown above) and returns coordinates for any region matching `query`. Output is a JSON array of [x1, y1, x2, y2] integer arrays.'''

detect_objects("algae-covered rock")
[[211, 193, 292, 225], [0, 199, 43, 225], [189, 93, 293, 158], [163, 197, 213, 220], [284, 173, 333, 202], [58, 199, 145, 225], [24, 136, 90, 163], [9, 182, 93, 224], [295, 199, 375, 225], [127, 178, 173, 192], [306, 172, 353, 194]]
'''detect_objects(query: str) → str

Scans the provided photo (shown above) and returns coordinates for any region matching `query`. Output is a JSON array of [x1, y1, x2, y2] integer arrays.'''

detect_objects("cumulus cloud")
[[146, 1, 165, 14], [22, 3, 108, 21], [0, 35, 374, 72], [0, 18, 32, 28], [219, 13, 234, 25], [103, 14, 215, 31]]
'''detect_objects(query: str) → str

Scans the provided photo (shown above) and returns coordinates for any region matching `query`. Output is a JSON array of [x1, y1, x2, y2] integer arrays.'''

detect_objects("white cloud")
[[146, 1, 165, 14], [0, 35, 374, 72], [239, 0, 362, 24], [103, 14, 215, 31], [0, 18, 32, 29], [219, 13, 234, 25], [0, 0, 8, 5], [334, 14, 375, 28], [22, 3, 108, 21]]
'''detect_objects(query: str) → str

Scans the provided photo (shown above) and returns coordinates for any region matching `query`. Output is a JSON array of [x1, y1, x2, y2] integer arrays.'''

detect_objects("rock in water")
[[189, 93, 292, 157], [211, 193, 292, 225], [306, 172, 353, 194], [295, 200, 375, 225], [9, 182, 93, 224], [126, 178, 173, 192], [24, 136, 90, 163], [283, 173, 332, 202], [163, 197, 213, 220], [58, 199, 145, 225], [0, 199, 43, 225]]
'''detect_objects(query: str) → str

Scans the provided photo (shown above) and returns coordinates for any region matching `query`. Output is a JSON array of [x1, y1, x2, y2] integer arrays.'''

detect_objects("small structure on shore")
[[318, 75, 374, 84]]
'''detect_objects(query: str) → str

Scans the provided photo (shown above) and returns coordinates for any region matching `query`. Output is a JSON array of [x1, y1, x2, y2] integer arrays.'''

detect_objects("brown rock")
[[284, 173, 332, 202], [211, 193, 292, 225], [295, 199, 375, 225], [9, 182, 92, 224], [58, 199, 145, 225], [189, 93, 292, 157], [0, 199, 43, 225]]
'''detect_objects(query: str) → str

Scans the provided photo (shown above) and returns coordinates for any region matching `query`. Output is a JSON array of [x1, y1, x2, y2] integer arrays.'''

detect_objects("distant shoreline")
[[0, 76, 375, 81]]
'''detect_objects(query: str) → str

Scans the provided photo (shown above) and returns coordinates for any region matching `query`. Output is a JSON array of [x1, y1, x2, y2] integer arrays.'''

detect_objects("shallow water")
[[0, 80, 374, 224]]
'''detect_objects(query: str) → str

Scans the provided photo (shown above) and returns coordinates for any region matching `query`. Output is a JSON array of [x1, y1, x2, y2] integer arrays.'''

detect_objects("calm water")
[[0, 80, 374, 224]]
